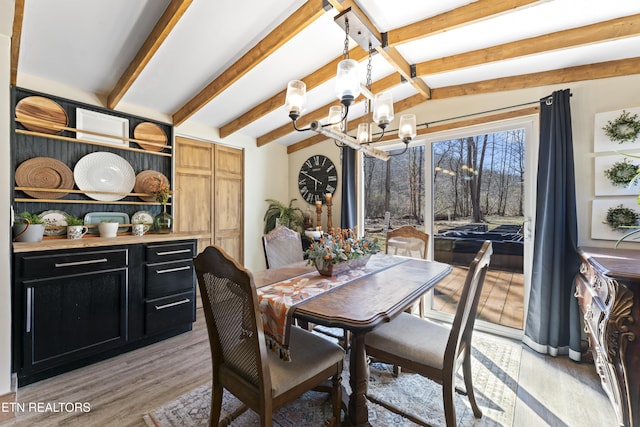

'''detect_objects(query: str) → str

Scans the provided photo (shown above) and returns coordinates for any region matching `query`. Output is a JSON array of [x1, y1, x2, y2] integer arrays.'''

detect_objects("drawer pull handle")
[[156, 249, 191, 256], [156, 266, 191, 274], [155, 298, 191, 310], [55, 258, 108, 268], [26, 288, 32, 333]]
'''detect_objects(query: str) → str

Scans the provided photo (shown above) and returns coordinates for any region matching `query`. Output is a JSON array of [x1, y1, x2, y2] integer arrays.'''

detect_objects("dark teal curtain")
[[523, 89, 582, 361], [341, 147, 357, 229]]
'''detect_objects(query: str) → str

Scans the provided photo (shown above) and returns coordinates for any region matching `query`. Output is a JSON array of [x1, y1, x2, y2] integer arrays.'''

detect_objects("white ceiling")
[[14, 0, 640, 148]]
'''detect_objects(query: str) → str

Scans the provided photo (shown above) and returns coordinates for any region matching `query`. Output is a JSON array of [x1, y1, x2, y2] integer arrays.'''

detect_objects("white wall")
[[0, 0, 14, 397], [289, 74, 640, 250]]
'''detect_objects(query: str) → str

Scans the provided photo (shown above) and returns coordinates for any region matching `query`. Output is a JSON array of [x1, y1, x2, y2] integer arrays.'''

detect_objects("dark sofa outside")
[[434, 224, 524, 271]]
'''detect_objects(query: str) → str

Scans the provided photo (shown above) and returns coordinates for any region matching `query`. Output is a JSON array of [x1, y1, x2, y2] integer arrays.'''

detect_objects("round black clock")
[[298, 155, 338, 204]]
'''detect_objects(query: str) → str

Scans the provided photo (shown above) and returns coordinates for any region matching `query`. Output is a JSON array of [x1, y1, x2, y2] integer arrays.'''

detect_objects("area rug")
[[144, 333, 521, 426]]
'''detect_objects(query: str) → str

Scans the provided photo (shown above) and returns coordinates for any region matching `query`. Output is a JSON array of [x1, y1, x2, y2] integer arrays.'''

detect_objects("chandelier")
[[284, 8, 417, 161]]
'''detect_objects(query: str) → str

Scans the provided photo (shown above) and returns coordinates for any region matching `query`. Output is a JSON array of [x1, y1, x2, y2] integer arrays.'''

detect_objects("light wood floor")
[[434, 265, 525, 330], [1, 308, 615, 427]]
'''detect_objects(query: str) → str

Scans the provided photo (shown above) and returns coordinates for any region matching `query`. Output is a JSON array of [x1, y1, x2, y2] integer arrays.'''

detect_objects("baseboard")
[[0, 388, 17, 422]]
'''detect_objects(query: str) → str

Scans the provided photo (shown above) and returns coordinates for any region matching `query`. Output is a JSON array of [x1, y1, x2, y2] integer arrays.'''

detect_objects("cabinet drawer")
[[18, 249, 128, 279], [576, 275, 605, 338], [145, 291, 194, 336], [579, 261, 610, 304], [145, 241, 195, 263], [145, 259, 194, 299]]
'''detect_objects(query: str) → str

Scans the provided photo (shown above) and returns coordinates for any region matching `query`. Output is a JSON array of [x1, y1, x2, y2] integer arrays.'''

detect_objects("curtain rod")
[[419, 92, 573, 128], [420, 100, 538, 128]]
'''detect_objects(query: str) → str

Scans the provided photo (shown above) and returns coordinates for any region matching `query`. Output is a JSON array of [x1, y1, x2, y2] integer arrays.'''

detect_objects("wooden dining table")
[[253, 254, 453, 427]]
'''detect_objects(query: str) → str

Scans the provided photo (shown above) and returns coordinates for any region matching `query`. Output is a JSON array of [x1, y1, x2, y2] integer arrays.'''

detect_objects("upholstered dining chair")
[[365, 240, 493, 427], [194, 245, 344, 427], [262, 225, 304, 269], [385, 225, 430, 317]]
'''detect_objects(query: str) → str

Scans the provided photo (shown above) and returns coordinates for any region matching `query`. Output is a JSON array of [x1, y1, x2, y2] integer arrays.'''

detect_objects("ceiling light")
[[284, 8, 416, 161]]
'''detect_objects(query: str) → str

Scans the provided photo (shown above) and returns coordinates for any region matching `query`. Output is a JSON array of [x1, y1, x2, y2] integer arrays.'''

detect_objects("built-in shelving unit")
[[11, 87, 174, 231]]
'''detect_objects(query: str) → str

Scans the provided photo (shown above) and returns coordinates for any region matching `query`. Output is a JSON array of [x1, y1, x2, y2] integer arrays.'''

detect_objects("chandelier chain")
[[343, 18, 349, 60], [364, 42, 373, 119]]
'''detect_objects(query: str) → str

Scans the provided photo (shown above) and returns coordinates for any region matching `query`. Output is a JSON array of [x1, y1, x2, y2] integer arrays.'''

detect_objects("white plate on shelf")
[[74, 152, 135, 201], [76, 108, 129, 147], [131, 210, 154, 232], [84, 212, 130, 234], [40, 209, 69, 236]]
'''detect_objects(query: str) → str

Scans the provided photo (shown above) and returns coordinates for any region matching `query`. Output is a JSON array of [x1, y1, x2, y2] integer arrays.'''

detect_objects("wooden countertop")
[[13, 232, 203, 253]]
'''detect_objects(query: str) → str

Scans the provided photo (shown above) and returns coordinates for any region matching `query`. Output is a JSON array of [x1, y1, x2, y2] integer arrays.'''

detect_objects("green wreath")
[[605, 204, 640, 230], [602, 110, 640, 143], [604, 159, 640, 186]]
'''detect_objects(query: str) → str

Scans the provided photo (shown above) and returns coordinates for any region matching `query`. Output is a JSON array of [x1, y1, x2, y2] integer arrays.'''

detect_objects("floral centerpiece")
[[305, 228, 380, 276]]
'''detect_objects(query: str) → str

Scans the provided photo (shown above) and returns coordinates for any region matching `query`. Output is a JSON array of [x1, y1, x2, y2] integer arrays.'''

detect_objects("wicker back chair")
[[386, 225, 430, 317], [194, 245, 344, 426], [262, 225, 304, 269], [365, 241, 493, 427]]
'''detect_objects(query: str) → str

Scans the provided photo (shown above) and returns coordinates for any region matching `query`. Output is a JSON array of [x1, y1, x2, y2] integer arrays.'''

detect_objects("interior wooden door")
[[214, 144, 244, 263], [174, 138, 244, 263], [174, 136, 213, 253]]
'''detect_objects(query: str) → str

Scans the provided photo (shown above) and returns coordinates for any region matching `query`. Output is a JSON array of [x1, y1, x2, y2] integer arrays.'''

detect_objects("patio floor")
[[431, 265, 525, 330]]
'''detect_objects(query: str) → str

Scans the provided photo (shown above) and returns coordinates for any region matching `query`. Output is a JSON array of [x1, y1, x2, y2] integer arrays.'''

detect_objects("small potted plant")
[[12, 211, 45, 242], [263, 198, 304, 234], [98, 219, 119, 238], [65, 214, 88, 239]]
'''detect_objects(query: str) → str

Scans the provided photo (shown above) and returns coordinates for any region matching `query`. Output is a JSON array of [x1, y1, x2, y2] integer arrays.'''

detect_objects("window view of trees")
[[363, 129, 525, 232]]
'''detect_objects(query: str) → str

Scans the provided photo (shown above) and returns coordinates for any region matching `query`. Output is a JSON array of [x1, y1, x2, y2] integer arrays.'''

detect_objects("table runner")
[[256, 254, 408, 360]]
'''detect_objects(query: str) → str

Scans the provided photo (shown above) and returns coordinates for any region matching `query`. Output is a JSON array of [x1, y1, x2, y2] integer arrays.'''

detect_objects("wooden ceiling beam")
[[386, 0, 540, 47], [10, 0, 25, 86], [431, 57, 640, 99], [107, 0, 193, 109], [327, 0, 431, 98], [242, 0, 540, 142], [173, 0, 325, 126], [287, 57, 640, 153], [257, 73, 400, 146], [416, 14, 640, 76], [219, 47, 367, 139]]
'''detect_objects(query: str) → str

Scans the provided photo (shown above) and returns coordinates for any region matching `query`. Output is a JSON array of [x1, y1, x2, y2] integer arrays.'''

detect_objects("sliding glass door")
[[360, 116, 537, 339]]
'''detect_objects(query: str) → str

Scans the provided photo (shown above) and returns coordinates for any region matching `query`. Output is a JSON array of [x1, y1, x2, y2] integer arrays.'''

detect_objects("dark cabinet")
[[143, 241, 196, 335], [13, 238, 196, 385], [576, 247, 640, 427]]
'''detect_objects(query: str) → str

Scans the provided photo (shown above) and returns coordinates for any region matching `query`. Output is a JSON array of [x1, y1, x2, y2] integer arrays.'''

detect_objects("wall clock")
[[298, 155, 338, 204]]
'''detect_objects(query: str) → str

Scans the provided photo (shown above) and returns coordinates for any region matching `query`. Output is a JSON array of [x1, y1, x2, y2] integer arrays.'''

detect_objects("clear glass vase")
[[154, 205, 173, 234]]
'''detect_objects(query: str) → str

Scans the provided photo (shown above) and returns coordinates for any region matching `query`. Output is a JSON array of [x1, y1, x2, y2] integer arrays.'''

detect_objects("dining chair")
[[365, 240, 493, 427], [262, 225, 304, 269], [194, 245, 344, 427], [385, 225, 430, 317]]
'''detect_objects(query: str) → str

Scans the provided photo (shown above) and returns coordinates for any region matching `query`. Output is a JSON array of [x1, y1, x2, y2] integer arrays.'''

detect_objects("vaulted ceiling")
[[11, 0, 640, 154]]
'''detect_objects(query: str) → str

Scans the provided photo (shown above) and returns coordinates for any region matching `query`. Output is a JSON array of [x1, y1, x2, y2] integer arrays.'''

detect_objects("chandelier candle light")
[[284, 8, 417, 161]]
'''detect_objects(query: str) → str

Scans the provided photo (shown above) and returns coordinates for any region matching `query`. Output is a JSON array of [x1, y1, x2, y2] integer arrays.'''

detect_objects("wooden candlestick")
[[325, 193, 333, 231], [315, 201, 322, 230]]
